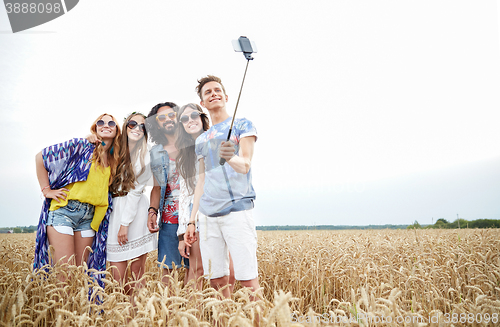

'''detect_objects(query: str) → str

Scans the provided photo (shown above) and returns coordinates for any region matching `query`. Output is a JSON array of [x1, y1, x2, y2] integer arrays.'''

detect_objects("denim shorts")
[[157, 222, 189, 269], [47, 200, 95, 235]]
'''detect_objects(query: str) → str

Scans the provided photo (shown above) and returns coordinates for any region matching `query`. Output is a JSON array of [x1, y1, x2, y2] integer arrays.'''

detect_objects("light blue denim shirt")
[[150, 143, 169, 227]]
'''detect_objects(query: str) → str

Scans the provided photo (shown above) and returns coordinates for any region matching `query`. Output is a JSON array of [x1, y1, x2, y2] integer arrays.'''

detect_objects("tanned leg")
[[130, 254, 148, 290], [73, 231, 94, 266], [228, 254, 236, 294], [47, 226, 76, 282], [240, 277, 262, 327], [189, 234, 204, 290], [109, 261, 128, 290], [210, 276, 231, 299]]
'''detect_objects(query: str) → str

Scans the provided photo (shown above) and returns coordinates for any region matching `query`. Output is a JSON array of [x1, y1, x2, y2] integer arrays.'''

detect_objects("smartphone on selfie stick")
[[219, 36, 257, 166]]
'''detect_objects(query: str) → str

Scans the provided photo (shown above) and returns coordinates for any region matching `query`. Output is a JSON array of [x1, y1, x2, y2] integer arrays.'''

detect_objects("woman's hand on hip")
[[43, 188, 69, 203]]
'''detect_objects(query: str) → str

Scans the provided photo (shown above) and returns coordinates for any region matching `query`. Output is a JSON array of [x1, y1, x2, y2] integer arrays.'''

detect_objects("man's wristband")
[[178, 234, 184, 241]]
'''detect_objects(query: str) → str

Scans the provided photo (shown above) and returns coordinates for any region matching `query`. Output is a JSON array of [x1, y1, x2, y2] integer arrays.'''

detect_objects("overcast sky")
[[1, 1, 499, 228]]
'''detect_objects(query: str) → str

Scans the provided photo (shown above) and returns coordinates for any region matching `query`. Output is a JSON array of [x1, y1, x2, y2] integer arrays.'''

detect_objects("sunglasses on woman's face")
[[180, 111, 202, 124], [96, 120, 117, 128], [127, 120, 145, 133], [156, 112, 176, 122]]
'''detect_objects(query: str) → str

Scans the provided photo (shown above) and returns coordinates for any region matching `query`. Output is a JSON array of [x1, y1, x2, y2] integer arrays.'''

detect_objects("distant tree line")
[[0, 225, 37, 233], [257, 219, 500, 231], [257, 224, 409, 231], [407, 218, 500, 229]]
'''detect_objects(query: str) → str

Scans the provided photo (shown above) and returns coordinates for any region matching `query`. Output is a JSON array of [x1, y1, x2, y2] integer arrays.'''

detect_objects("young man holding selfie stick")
[[184, 75, 260, 300]]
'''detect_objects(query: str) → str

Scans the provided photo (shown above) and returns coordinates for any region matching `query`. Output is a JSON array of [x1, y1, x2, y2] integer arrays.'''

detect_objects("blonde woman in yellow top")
[[34, 114, 121, 279]]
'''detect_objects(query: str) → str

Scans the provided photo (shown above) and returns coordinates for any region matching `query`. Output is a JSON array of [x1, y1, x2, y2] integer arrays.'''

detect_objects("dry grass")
[[1, 229, 499, 326]]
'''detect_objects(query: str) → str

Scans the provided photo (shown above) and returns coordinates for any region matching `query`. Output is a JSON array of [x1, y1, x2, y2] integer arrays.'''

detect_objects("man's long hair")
[[146, 102, 178, 145]]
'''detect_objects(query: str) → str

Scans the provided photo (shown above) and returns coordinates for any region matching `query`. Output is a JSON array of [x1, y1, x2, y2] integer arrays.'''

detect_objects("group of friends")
[[33, 75, 260, 301]]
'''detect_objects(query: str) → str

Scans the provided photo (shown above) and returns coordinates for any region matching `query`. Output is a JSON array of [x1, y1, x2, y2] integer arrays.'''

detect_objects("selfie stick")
[[220, 36, 256, 166]]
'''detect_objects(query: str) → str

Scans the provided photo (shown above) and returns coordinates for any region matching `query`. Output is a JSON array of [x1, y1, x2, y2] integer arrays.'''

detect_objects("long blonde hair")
[[90, 113, 121, 186], [110, 113, 148, 194]]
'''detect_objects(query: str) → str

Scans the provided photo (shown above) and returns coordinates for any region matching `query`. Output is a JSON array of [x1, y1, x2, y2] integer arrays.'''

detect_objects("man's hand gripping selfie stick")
[[219, 36, 257, 166]]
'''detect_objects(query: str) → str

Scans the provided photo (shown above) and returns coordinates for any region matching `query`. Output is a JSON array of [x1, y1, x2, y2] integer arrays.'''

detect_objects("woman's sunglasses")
[[96, 120, 116, 128], [127, 120, 146, 133], [180, 111, 202, 124], [156, 112, 176, 122]]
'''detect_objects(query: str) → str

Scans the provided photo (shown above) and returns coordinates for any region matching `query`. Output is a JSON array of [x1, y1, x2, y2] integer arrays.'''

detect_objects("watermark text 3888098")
[[3, 0, 79, 33]]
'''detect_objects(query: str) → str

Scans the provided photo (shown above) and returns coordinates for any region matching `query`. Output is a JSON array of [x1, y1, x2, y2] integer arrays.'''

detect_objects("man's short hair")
[[196, 75, 226, 100], [146, 102, 178, 145]]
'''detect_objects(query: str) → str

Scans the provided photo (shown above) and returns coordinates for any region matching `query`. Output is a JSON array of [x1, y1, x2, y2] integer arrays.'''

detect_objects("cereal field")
[[1, 229, 499, 326]]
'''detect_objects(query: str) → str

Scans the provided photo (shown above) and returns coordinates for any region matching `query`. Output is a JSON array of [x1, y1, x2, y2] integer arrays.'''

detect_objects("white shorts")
[[198, 209, 258, 281]]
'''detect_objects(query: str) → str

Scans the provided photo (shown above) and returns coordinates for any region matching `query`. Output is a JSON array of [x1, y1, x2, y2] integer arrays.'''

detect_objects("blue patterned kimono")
[[33, 138, 112, 287]]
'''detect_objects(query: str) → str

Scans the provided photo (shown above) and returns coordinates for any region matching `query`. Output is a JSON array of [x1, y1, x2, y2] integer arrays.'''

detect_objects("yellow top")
[[49, 161, 111, 231]]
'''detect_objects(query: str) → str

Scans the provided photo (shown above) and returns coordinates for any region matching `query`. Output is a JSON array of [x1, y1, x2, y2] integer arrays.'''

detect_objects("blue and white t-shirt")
[[195, 117, 257, 217]]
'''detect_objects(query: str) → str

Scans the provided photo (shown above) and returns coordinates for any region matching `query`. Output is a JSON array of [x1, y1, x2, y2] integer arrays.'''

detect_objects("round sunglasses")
[[96, 120, 116, 128], [156, 112, 176, 122], [180, 111, 202, 124], [127, 120, 146, 132]]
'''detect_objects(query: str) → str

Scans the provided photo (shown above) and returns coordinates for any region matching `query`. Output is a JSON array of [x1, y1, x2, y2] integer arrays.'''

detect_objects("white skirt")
[[106, 194, 158, 262]]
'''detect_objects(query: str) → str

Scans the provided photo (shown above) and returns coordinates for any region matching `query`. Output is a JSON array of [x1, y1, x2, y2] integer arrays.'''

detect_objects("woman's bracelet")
[[40, 185, 50, 198], [187, 222, 195, 228], [148, 206, 158, 214]]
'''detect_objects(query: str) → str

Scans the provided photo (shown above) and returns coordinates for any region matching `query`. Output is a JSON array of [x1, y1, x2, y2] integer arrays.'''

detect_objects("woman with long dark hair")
[[175, 103, 234, 290]]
